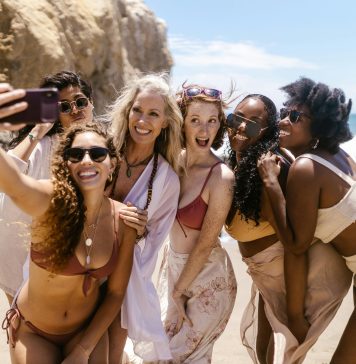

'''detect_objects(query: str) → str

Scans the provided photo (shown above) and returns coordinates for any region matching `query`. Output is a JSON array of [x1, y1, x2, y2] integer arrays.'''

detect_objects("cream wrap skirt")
[[156, 243, 237, 364], [241, 241, 352, 364]]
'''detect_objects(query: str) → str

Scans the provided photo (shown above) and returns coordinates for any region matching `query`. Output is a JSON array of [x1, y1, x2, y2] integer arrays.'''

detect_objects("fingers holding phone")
[[0, 84, 28, 127], [0, 86, 59, 125]]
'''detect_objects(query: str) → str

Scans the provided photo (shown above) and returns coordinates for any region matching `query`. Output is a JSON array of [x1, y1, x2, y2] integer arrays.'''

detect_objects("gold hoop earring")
[[108, 173, 113, 183]]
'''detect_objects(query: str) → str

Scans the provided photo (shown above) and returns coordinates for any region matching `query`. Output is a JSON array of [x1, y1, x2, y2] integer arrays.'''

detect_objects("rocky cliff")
[[0, 0, 172, 113]]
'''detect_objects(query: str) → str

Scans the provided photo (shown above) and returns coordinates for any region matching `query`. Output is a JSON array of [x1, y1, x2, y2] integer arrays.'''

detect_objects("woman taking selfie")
[[1, 123, 136, 364]]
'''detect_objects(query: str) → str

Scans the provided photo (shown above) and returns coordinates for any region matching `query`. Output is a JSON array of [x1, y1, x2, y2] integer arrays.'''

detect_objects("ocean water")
[[349, 114, 356, 135]]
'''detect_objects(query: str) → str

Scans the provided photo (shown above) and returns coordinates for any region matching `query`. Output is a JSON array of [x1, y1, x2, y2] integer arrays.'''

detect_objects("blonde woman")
[[104, 74, 183, 362]]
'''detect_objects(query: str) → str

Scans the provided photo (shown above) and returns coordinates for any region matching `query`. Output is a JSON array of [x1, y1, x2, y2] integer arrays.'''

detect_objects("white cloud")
[[169, 36, 317, 70]]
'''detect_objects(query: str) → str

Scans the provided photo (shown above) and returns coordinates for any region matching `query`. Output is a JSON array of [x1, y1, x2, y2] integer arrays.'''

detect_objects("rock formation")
[[0, 0, 172, 113]]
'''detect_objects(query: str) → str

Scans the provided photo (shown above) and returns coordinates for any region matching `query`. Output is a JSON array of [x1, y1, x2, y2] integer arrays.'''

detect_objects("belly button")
[[64, 311, 68, 318]]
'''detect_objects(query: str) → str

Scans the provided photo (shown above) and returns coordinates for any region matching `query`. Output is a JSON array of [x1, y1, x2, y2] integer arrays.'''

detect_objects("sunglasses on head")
[[64, 147, 109, 163], [58, 97, 89, 114], [226, 113, 268, 138], [280, 108, 311, 123], [184, 87, 222, 99]]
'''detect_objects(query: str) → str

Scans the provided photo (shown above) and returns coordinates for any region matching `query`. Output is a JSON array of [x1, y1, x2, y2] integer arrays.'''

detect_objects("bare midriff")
[[16, 262, 100, 335]]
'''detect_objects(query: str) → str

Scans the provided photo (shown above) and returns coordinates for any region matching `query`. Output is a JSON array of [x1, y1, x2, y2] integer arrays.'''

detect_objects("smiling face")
[[183, 101, 220, 150], [228, 97, 269, 153], [278, 104, 313, 154], [59, 86, 94, 129], [67, 132, 114, 192], [127, 90, 168, 150]]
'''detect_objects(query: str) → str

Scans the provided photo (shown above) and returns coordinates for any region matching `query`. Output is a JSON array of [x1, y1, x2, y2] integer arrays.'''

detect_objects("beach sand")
[[0, 239, 352, 364]]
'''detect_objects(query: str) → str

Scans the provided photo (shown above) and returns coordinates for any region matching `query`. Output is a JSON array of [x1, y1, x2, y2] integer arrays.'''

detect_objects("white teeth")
[[236, 134, 248, 140], [79, 171, 96, 177], [197, 138, 208, 141], [279, 130, 291, 136], [135, 127, 150, 135]]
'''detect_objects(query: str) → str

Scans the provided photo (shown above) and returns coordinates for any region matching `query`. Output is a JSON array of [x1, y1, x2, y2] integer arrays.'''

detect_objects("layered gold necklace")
[[83, 198, 104, 266]]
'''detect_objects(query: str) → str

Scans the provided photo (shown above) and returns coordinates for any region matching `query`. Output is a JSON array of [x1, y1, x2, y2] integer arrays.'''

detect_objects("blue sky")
[[144, 0, 356, 112]]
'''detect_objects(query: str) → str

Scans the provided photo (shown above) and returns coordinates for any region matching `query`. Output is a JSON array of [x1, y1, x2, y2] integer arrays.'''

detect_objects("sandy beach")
[[0, 238, 353, 364]]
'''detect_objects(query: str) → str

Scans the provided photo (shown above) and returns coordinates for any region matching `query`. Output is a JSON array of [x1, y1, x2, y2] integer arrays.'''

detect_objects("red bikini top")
[[176, 161, 223, 237], [31, 199, 120, 296]]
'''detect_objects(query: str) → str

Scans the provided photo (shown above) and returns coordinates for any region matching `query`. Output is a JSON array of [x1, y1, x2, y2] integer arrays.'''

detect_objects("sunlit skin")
[[278, 104, 313, 156], [228, 98, 269, 154], [127, 90, 168, 155], [183, 101, 220, 153], [68, 132, 115, 194]]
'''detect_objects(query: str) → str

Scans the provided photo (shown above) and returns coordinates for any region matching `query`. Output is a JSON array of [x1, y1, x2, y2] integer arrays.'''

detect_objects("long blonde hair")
[[105, 73, 183, 173]]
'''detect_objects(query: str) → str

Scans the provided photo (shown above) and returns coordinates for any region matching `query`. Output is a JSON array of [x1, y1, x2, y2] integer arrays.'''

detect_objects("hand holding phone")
[[0, 84, 28, 130], [0, 87, 59, 125]]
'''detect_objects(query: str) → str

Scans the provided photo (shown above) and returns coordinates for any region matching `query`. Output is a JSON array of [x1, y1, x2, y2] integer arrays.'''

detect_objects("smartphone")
[[1, 88, 59, 124]]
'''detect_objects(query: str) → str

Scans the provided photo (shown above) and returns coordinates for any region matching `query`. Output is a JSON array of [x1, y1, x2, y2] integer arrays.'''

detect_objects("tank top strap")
[[199, 161, 224, 195], [298, 153, 355, 186]]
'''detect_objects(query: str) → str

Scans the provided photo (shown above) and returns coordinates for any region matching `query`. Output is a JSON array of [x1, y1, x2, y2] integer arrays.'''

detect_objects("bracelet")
[[77, 343, 90, 359], [28, 133, 40, 142]]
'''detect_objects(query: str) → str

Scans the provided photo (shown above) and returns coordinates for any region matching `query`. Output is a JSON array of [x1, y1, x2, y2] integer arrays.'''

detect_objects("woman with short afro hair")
[[259, 77, 356, 363]]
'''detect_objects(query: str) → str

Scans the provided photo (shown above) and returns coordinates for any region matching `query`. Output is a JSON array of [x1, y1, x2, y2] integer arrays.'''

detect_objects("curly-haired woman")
[[258, 78, 356, 364], [154, 84, 237, 363], [0, 71, 95, 304], [0, 122, 136, 363], [103, 74, 183, 362], [225, 93, 351, 364]]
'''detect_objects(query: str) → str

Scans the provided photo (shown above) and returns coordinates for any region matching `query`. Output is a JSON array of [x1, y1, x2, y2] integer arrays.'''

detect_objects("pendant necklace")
[[124, 153, 153, 178], [83, 198, 104, 266]]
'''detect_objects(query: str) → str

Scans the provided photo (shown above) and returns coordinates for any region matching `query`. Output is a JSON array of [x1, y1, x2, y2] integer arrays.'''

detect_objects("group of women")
[[0, 72, 354, 364]]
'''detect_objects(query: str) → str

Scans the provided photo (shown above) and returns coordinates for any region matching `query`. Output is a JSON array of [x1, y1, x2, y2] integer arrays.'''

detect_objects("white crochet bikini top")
[[296, 153, 356, 243]]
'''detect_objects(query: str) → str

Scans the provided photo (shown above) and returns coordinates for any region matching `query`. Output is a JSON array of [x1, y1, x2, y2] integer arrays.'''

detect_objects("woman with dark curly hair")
[[0, 71, 95, 304], [226, 93, 351, 364], [0, 122, 136, 364], [155, 84, 237, 363], [258, 77, 356, 363]]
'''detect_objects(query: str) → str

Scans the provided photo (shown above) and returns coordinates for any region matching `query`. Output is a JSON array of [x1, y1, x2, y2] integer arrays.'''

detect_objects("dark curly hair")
[[8, 71, 93, 150], [226, 94, 279, 226], [176, 84, 229, 150], [32, 122, 117, 272], [281, 77, 352, 153]]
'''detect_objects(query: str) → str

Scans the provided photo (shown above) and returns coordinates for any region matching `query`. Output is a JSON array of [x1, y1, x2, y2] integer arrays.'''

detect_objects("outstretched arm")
[[0, 146, 52, 217], [64, 221, 137, 362], [172, 164, 234, 329]]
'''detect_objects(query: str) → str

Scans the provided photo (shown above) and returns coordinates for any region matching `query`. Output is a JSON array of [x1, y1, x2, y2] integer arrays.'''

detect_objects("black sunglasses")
[[59, 97, 89, 114], [280, 108, 311, 123], [64, 147, 109, 163], [226, 113, 267, 138]]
